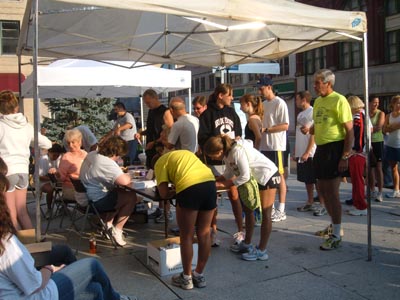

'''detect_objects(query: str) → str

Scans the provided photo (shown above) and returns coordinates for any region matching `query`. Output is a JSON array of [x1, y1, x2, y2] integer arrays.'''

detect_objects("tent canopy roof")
[[21, 59, 192, 98], [18, 0, 367, 68]]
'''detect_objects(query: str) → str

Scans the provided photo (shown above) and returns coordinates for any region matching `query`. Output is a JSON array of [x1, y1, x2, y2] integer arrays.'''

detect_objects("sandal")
[[297, 204, 313, 212]]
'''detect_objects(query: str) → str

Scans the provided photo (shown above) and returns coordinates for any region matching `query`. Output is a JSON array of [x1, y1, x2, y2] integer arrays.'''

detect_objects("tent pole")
[[362, 32, 371, 261], [140, 96, 145, 153], [33, 0, 42, 242], [188, 88, 192, 115], [18, 54, 24, 113]]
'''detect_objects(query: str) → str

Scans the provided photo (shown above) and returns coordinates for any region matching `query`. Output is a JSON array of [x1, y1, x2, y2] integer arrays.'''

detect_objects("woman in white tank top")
[[382, 95, 400, 198]]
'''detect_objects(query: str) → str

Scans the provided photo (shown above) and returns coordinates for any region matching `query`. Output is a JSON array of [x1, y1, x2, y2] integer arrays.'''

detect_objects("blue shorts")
[[384, 145, 400, 163], [93, 190, 118, 212]]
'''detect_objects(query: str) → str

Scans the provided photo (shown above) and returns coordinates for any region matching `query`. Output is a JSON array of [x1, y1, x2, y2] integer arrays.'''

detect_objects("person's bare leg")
[[114, 190, 137, 231], [376, 161, 384, 193], [15, 188, 33, 229], [278, 175, 286, 205], [5, 191, 19, 229], [243, 206, 254, 245], [194, 209, 214, 274], [390, 161, 399, 191], [259, 188, 276, 250], [41, 182, 54, 210], [228, 186, 243, 233], [305, 183, 314, 204], [318, 178, 341, 224], [176, 206, 197, 275]]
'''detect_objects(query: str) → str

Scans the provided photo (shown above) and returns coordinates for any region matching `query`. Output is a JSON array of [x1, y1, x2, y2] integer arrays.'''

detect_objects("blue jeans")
[[127, 139, 138, 165], [51, 258, 120, 300]]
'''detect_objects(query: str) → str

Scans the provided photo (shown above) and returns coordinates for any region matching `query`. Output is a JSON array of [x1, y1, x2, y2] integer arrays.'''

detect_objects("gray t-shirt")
[[114, 112, 137, 142], [168, 114, 199, 152], [79, 151, 123, 201]]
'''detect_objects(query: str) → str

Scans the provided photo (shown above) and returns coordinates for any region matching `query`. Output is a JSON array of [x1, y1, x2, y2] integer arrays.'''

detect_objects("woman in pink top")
[[58, 129, 87, 200]]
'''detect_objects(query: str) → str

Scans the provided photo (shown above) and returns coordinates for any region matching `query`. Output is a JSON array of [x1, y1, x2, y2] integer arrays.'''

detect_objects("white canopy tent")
[[21, 59, 192, 99], [18, 0, 366, 67], [17, 0, 371, 258]]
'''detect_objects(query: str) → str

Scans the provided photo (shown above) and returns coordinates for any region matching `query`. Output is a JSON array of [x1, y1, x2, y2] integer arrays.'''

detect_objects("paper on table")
[[133, 180, 157, 189]]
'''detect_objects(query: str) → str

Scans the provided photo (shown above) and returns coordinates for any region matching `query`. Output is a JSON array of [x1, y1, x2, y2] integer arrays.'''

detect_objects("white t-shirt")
[[38, 154, 61, 178], [113, 113, 137, 142], [0, 235, 58, 300], [168, 114, 199, 152], [260, 96, 289, 151], [79, 151, 123, 201], [222, 139, 278, 186], [295, 106, 316, 158]]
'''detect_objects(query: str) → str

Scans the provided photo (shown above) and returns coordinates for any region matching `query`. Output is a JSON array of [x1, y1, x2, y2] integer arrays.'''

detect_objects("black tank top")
[[244, 123, 256, 143]]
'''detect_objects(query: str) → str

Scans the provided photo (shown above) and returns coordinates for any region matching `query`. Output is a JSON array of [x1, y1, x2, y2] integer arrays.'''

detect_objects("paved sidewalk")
[[36, 174, 400, 300]]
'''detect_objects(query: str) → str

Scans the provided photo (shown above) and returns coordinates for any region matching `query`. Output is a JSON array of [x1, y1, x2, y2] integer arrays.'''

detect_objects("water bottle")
[[89, 233, 97, 254]]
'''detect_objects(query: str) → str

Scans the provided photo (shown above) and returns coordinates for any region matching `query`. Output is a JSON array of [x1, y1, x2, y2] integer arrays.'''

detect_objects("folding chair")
[[44, 173, 77, 234], [69, 177, 118, 250]]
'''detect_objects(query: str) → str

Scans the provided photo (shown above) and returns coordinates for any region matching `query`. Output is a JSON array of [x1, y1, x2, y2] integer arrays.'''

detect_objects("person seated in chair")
[[38, 144, 65, 219], [79, 136, 138, 247]]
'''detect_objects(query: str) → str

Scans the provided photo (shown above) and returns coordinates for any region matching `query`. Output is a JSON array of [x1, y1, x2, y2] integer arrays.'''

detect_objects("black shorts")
[[93, 190, 118, 212], [176, 181, 217, 211], [313, 140, 344, 180], [297, 157, 316, 184], [261, 151, 284, 175], [371, 141, 383, 162], [259, 171, 281, 190]]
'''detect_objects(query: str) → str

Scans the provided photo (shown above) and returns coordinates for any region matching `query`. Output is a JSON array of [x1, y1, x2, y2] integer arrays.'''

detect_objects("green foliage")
[[41, 97, 115, 143]]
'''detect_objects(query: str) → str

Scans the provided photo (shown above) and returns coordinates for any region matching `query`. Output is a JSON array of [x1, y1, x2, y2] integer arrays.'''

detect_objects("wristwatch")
[[341, 154, 350, 161]]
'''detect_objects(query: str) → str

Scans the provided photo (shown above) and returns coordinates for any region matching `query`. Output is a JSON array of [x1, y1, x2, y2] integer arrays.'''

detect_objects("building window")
[[200, 77, 206, 92], [345, 0, 367, 11], [209, 74, 215, 90], [194, 78, 200, 93], [387, 30, 400, 63], [339, 42, 362, 69], [1, 21, 19, 55], [304, 47, 326, 75], [279, 57, 289, 76], [387, 0, 400, 15]]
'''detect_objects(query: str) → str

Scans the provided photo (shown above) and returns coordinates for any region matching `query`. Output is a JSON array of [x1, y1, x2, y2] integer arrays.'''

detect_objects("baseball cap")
[[256, 77, 273, 87]]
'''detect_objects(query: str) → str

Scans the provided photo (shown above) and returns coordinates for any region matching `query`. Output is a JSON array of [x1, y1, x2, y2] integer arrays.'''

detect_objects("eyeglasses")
[[193, 106, 203, 110]]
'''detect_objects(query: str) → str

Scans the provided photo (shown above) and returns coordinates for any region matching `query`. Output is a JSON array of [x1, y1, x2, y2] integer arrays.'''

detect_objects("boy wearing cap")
[[38, 143, 64, 218], [258, 77, 289, 222]]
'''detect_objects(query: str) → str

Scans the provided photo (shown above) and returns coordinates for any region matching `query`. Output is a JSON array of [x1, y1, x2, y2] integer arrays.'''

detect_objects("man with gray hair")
[[165, 97, 199, 152], [311, 69, 353, 250]]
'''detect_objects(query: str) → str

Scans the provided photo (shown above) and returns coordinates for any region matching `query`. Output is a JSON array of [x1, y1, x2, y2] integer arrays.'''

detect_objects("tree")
[[41, 97, 115, 143]]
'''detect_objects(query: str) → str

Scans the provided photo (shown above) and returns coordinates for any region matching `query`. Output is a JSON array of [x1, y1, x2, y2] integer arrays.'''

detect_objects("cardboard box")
[[17, 230, 52, 267], [17, 229, 36, 244], [147, 237, 198, 276]]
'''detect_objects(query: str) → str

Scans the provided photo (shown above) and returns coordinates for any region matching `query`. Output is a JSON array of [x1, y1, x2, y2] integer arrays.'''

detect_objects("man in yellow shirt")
[[311, 69, 353, 250]]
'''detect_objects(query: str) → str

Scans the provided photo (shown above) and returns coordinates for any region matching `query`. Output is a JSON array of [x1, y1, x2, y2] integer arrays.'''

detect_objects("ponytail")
[[203, 134, 234, 157]]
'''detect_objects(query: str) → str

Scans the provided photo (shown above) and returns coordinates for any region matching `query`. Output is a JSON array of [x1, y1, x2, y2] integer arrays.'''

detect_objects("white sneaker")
[[230, 231, 245, 251], [348, 208, 367, 216], [120, 295, 137, 300], [385, 190, 400, 198], [155, 211, 174, 223], [272, 209, 286, 222], [210, 231, 221, 247], [375, 192, 383, 202], [112, 227, 127, 247], [370, 190, 377, 199]]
